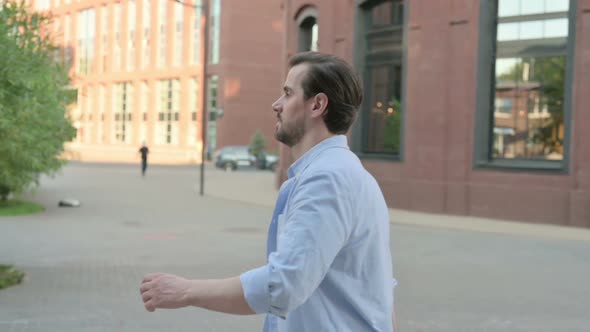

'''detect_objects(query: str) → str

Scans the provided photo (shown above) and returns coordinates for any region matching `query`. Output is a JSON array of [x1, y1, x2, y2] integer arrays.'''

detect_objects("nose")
[[272, 98, 282, 114]]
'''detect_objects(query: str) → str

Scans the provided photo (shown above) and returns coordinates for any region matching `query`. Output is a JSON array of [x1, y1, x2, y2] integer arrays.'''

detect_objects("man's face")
[[272, 64, 310, 147]]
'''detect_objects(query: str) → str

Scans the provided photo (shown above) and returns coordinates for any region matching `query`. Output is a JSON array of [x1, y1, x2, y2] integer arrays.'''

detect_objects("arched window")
[[296, 7, 318, 52]]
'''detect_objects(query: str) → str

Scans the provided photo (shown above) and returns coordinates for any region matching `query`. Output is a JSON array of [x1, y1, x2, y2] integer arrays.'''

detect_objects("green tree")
[[249, 130, 267, 157], [0, 1, 75, 201]]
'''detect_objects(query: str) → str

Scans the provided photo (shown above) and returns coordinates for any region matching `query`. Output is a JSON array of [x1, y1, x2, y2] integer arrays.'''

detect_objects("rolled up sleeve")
[[240, 265, 271, 315]]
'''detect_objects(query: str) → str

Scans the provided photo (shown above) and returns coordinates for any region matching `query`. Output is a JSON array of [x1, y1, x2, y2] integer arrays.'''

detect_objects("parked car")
[[215, 146, 256, 171], [214, 146, 279, 172], [256, 152, 279, 171]]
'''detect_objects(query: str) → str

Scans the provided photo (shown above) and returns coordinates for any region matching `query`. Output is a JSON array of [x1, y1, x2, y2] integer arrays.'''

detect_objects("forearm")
[[186, 276, 255, 315]]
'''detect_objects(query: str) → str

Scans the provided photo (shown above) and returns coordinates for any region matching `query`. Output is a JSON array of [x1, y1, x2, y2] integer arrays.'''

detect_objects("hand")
[[140, 273, 192, 312]]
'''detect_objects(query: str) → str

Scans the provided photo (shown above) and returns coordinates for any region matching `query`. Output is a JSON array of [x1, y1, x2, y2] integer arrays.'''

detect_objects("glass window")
[[371, 0, 403, 27], [158, 0, 167, 67], [365, 65, 402, 154], [142, 0, 151, 68], [192, 0, 202, 64], [545, 0, 569, 13], [360, 0, 404, 156], [498, 0, 519, 17], [101, 6, 108, 72], [491, 0, 571, 161], [207, 75, 219, 151], [209, 0, 220, 64], [298, 16, 318, 52], [187, 78, 199, 145], [77, 9, 95, 75], [498, 0, 570, 17], [497, 18, 569, 41], [114, 4, 122, 70], [497, 22, 519, 41], [520, 0, 544, 15], [545, 18, 569, 38], [174, 1, 183, 66], [113, 83, 133, 143], [97, 85, 105, 143], [156, 80, 180, 144], [127, 0, 136, 71]]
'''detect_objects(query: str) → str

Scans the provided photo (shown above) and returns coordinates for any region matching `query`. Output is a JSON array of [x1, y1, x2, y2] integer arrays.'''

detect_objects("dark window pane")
[[367, 32, 398, 54], [174, 112, 179, 121], [298, 17, 318, 52], [372, 1, 392, 26], [371, 0, 403, 27], [191, 112, 197, 121], [143, 113, 148, 121], [364, 65, 402, 154], [361, 1, 405, 156]]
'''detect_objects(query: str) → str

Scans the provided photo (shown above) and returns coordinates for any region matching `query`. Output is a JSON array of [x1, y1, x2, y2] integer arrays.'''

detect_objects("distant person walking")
[[139, 143, 149, 176]]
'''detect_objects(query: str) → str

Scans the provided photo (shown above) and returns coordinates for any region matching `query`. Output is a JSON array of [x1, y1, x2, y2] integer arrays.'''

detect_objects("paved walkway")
[[0, 162, 589, 331]]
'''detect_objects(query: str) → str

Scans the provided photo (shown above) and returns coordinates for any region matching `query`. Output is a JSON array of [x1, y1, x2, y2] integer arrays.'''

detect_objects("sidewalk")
[[202, 165, 590, 242]]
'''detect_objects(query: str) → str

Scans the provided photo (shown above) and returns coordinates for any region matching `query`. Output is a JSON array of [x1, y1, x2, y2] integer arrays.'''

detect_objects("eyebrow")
[[283, 86, 293, 93]]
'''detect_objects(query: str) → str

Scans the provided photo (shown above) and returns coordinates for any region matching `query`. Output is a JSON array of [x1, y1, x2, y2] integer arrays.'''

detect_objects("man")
[[140, 52, 396, 331], [138, 142, 149, 176]]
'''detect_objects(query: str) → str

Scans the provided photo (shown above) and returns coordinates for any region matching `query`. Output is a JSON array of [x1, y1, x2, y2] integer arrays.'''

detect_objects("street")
[[0, 162, 589, 331]]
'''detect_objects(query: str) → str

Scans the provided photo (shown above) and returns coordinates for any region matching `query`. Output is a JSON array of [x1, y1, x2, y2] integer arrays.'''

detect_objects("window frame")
[[351, 0, 408, 161], [473, 0, 577, 172]]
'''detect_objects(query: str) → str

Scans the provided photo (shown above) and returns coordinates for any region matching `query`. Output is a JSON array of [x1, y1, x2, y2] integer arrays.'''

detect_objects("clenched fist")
[[140, 273, 193, 312]]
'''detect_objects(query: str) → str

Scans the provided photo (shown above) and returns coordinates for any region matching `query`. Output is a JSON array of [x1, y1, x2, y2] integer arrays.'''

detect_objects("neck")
[[290, 127, 335, 161]]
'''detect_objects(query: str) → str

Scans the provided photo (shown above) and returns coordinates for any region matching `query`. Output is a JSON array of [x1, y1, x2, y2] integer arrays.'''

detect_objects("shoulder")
[[298, 148, 367, 191]]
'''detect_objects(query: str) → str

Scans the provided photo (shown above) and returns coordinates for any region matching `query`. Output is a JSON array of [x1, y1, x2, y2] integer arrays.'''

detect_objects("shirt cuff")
[[240, 265, 270, 315]]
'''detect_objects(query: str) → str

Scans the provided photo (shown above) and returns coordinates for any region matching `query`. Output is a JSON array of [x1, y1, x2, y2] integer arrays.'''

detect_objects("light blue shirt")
[[240, 135, 395, 332]]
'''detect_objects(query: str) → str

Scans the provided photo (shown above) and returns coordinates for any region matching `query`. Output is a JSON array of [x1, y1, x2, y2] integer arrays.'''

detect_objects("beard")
[[275, 116, 306, 147]]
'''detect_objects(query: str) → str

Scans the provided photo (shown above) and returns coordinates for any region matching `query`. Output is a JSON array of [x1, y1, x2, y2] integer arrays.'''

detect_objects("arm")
[[240, 171, 352, 318], [140, 171, 350, 317], [139, 273, 254, 315]]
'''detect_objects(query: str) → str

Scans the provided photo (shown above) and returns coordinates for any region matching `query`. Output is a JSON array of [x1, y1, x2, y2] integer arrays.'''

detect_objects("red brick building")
[[279, 0, 590, 227], [34, 0, 283, 164]]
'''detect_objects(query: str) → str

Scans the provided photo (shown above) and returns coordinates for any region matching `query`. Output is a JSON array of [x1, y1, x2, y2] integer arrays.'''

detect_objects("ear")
[[310, 93, 329, 119]]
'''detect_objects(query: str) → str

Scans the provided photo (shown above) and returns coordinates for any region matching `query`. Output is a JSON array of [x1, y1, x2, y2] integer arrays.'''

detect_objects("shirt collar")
[[287, 135, 349, 178]]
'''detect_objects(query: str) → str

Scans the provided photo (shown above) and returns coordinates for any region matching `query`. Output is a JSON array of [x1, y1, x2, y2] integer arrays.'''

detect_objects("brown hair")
[[288, 52, 363, 135]]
